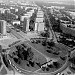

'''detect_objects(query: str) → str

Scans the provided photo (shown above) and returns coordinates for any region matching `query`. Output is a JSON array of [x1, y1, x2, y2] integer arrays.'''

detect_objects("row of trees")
[[41, 61, 60, 71], [1, 13, 16, 23], [9, 44, 34, 65]]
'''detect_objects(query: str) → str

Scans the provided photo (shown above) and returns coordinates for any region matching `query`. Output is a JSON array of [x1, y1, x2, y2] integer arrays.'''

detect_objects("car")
[[31, 40, 35, 43], [7, 30, 11, 33], [35, 40, 39, 44], [46, 50, 52, 53], [9, 26, 14, 28], [68, 44, 73, 48], [37, 40, 41, 43], [47, 45, 51, 49], [18, 70, 22, 73], [24, 31, 27, 33], [16, 29, 20, 32], [53, 51, 59, 55], [11, 27, 14, 29]]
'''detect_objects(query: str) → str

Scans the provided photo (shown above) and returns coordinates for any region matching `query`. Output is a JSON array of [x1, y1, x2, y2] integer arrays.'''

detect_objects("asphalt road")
[[5, 7, 73, 75], [42, 7, 70, 75], [43, 9, 57, 43]]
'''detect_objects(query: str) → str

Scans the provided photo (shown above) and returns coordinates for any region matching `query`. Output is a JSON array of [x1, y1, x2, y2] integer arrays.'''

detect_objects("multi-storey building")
[[0, 20, 6, 35], [35, 18, 45, 32], [21, 14, 30, 31], [34, 9, 45, 32]]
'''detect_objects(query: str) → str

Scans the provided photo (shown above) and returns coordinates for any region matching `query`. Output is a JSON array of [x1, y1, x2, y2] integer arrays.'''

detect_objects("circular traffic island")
[[8, 41, 69, 75]]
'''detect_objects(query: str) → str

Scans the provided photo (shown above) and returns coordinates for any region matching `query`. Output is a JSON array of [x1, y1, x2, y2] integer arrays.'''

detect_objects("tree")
[[23, 50, 28, 60], [72, 21, 74, 24], [69, 57, 75, 65], [0, 45, 2, 53], [47, 41, 55, 47], [17, 58, 21, 64], [29, 60, 35, 67], [17, 46, 24, 60], [45, 31, 50, 38], [40, 32, 45, 37], [53, 62, 60, 68], [42, 40, 47, 46], [13, 57, 18, 63], [46, 49, 52, 53], [60, 56, 66, 61], [46, 67, 50, 71], [48, 64, 54, 68], [41, 66, 46, 71], [36, 62, 41, 68], [27, 48, 34, 61]]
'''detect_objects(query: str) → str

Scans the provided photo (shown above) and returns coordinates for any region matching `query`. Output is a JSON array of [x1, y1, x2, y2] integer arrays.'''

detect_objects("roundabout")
[[7, 41, 71, 75]]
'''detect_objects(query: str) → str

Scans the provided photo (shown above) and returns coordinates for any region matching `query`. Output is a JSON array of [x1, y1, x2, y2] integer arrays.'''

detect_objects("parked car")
[[16, 29, 20, 32], [53, 51, 59, 55], [7, 30, 11, 33], [46, 50, 52, 53]]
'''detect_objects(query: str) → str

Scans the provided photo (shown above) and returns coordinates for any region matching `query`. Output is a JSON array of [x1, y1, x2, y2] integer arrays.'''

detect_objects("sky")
[[35, 0, 74, 4], [23, 0, 74, 5], [0, 0, 74, 5]]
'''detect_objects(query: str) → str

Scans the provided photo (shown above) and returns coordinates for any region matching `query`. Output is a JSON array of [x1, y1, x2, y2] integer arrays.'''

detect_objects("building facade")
[[0, 20, 6, 35], [21, 14, 31, 32], [35, 22, 45, 32]]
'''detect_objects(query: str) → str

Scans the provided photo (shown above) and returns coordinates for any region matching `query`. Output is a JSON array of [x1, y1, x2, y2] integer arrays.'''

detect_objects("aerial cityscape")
[[0, 0, 75, 75]]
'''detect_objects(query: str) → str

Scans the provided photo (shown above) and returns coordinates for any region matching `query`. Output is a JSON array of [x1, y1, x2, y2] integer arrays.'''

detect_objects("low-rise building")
[[60, 23, 75, 37], [60, 20, 70, 24], [69, 11, 75, 19], [0, 8, 5, 14], [11, 20, 20, 25], [20, 14, 30, 21]]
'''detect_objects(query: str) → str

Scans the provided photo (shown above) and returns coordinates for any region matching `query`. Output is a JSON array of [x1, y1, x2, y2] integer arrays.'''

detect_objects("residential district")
[[0, 0, 75, 75]]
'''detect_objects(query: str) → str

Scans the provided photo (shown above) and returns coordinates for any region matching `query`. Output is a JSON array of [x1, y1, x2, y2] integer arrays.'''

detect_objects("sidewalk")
[[0, 54, 15, 75]]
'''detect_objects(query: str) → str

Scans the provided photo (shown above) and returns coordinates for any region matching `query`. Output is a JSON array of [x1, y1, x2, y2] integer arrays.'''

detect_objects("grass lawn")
[[0, 57, 2, 68], [8, 40, 69, 73], [13, 48, 47, 72], [57, 57, 67, 68], [18, 60, 40, 72], [24, 41, 59, 58], [55, 43, 70, 55], [69, 66, 75, 73], [0, 67, 7, 75], [71, 51, 75, 58], [37, 57, 67, 73], [9, 41, 47, 72], [24, 41, 69, 59]]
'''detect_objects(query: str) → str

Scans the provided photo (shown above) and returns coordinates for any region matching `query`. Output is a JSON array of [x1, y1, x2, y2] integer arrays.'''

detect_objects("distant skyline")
[[0, 0, 74, 5], [34, 0, 74, 5]]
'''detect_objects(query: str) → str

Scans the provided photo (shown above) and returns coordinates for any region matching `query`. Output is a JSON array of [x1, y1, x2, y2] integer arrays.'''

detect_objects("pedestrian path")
[[0, 54, 15, 75]]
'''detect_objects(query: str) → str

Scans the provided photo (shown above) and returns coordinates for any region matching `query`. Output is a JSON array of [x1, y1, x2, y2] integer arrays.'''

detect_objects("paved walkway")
[[0, 54, 15, 75], [27, 42, 50, 62]]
